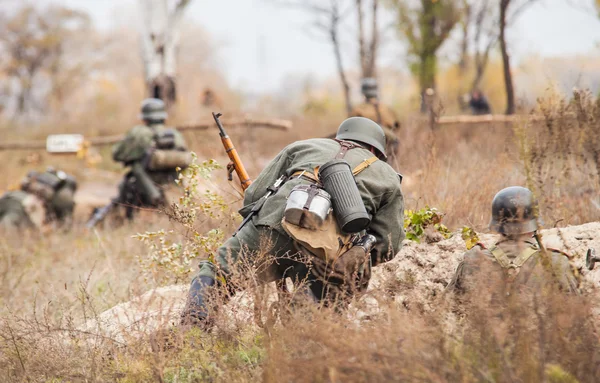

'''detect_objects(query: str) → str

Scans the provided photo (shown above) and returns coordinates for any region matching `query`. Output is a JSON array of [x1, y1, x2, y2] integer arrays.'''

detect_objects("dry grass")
[[0, 91, 599, 381]]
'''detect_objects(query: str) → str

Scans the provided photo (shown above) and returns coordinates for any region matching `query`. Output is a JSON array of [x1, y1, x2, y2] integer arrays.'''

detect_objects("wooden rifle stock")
[[213, 112, 252, 190]]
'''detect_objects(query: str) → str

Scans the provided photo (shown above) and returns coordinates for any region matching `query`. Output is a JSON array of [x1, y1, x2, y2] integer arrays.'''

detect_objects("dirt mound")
[[82, 222, 600, 342], [370, 221, 600, 313]]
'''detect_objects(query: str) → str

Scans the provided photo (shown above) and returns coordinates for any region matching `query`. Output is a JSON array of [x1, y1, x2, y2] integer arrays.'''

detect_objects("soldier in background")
[[0, 168, 77, 231], [110, 98, 190, 221], [447, 186, 578, 295], [468, 90, 492, 115], [201, 88, 223, 110], [350, 78, 400, 161]]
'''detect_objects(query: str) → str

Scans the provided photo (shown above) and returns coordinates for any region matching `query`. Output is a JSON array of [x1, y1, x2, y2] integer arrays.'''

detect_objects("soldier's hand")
[[333, 246, 369, 280]]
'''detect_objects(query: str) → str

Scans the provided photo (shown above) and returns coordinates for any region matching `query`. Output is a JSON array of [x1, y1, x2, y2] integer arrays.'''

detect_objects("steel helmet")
[[335, 117, 387, 160], [139, 98, 167, 122], [489, 186, 539, 235], [361, 77, 378, 99]]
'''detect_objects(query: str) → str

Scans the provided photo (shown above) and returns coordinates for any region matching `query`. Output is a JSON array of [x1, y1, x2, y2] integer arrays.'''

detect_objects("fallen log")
[[0, 117, 292, 151]]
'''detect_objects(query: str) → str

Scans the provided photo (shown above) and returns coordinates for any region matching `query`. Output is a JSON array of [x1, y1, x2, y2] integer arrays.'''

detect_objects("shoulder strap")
[[514, 247, 538, 267], [334, 139, 362, 159], [490, 245, 538, 269], [490, 246, 511, 268], [352, 156, 378, 176]]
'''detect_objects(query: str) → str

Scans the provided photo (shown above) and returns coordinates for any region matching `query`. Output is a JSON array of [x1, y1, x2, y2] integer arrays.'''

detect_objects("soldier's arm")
[[446, 246, 487, 293], [551, 251, 579, 294], [112, 126, 153, 164], [366, 178, 405, 266], [446, 261, 466, 293]]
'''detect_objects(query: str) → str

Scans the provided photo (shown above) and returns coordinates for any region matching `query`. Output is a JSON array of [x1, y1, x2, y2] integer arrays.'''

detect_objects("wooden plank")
[[0, 118, 292, 151]]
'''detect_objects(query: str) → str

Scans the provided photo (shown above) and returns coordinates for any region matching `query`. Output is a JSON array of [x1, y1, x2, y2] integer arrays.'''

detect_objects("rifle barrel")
[[212, 112, 227, 137]]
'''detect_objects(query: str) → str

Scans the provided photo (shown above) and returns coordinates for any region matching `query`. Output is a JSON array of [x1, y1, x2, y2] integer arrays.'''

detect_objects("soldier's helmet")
[[139, 98, 167, 122], [489, 186, 539, 235], [336, 117, 387, 160], [361, 78, 378, 99]]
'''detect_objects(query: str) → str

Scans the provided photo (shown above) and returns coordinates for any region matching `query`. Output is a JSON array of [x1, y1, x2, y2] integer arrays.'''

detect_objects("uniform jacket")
[[448, 238, 578, 294], [241, 138, 405, 266]]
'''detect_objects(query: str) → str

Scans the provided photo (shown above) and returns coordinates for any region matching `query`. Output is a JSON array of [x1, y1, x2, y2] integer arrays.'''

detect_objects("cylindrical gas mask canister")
[[318, 159, 370, 233]]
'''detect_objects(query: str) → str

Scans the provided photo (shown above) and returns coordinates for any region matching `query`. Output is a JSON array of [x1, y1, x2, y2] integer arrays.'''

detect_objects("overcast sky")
[[18, 0, 600, 91]]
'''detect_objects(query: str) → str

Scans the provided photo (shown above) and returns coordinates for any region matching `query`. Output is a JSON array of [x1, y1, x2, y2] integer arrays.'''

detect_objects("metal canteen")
[[284, 184, 332, 230]]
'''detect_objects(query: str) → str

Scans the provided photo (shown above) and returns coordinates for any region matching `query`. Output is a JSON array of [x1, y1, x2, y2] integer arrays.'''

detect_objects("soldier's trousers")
[[0, 201, 31, 230], [194, 222, 335, 302]]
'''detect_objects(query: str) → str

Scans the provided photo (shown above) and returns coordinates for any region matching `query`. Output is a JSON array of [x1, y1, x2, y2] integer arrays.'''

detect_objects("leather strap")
[[352, 156, 378, 176], [290, 156, 378, 183], [334, 139, 362, 159], [303, 184, 321, 210], [490, 246, 538, 269]]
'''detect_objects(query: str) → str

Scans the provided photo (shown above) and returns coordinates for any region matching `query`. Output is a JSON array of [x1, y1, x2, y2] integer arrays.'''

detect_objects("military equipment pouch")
[[318, 159, 370, 233], [21, 171, 65, 201], [145, 149, 192, 171], [154, 129, 177, 149], [284, 184, 332, 230], [282, 214, 354, 264]]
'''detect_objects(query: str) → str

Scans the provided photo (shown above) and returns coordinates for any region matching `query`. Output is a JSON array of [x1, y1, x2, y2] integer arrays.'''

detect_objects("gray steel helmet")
[[489, 186, 539, 235], [336, 117, 387, 160], [139, 98, 167, 122], [361, 77, 378, 99]]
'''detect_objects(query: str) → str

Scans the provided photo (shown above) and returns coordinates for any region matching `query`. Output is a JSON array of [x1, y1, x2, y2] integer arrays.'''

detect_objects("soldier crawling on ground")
[[0, 168, 77, 232], [350, 78, 401, 162], [181, 117, 405, 327], [88, 98, 191, 227], [447, 186, 579, 295]]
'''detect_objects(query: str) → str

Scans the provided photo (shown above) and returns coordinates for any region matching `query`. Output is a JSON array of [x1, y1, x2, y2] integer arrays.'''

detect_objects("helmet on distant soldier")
[[335, 117, 387, 160], [139, 98, 167, 122], [489, 186, 539, 235], [361, 78, 378, 99]]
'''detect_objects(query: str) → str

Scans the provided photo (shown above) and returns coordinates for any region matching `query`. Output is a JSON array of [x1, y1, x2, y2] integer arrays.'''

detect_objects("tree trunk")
[[357, 0, 378, 79], [139, 0, 189, 109], [499, 0, 515, 115], [330, 9, 352, 115], [419, 53, 436, 113]]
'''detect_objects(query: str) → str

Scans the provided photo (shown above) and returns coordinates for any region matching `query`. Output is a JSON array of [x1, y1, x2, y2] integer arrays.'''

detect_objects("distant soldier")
[[468, 90, 492, 115], [108, 98, 190, 221], [448, 187, 578, 295], [0, 168, 77, 231], [201, 88, 223, 110], [350, 78, 400, 161]]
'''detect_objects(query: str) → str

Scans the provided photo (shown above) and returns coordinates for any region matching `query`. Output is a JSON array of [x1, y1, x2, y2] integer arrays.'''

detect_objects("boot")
[[180, 275, 216, 327]]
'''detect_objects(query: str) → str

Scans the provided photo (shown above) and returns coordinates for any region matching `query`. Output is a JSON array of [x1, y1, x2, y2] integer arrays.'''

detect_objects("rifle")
[[213, 112, 252, 190], [86, 198, 117, 229], [212, 112, 286, 236], [233, 174, 286, 237]]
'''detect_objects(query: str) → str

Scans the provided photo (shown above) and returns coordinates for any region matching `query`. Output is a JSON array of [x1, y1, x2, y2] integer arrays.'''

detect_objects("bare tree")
[[469, 0, 496, 92], [0, 6, 90, 119], [356, 0, 379, 79], [139, 0, 191, 109], [274, 0, 354, 115], [499, 0, 539, 115]]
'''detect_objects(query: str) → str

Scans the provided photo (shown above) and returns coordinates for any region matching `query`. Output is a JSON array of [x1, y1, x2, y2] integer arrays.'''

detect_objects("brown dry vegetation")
[[0, 90, 599, 382]]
